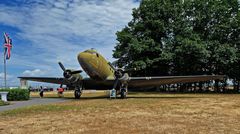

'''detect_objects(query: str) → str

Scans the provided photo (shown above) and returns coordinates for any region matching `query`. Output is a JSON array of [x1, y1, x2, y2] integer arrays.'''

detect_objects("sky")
[[0, 0, 140, 87]]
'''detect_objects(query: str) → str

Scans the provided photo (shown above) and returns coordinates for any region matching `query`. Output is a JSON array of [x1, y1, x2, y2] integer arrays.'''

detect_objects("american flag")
[[3, 32, 12, 60]]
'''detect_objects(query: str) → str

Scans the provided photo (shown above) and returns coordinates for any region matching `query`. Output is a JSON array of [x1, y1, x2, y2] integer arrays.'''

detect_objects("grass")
[[0, 92, 240, 134]]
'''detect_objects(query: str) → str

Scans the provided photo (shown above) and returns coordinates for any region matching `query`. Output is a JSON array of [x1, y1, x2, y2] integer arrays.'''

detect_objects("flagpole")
[[4, 50, 6, 89]]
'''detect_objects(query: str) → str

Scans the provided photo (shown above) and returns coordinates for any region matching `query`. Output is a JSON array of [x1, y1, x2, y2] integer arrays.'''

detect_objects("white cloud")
[[0, 73, 13, 80], [0, 0, 139, 86], [1, 0, 139, 62], [0, 72, 19, 87], [22, 69, 46, 76]]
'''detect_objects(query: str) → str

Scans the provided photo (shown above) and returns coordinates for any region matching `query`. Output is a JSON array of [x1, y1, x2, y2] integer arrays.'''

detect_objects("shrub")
[[0, 89, 30, 101], [0, 100, 10, 106]]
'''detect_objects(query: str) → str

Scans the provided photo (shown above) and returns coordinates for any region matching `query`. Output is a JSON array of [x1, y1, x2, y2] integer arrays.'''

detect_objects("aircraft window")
[[110, 68, 114, 73], [86, 51, 96, 54], [84, 49, 98, 55]]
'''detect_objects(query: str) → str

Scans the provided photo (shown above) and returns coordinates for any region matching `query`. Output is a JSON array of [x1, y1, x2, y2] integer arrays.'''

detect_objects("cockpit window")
[[84, 48, 100, 57], [84, 48, 98, 54]]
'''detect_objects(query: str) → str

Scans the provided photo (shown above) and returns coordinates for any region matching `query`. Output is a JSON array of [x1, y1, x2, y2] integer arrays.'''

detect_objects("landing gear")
[[120, 83, 128, 99], [74, 87, 82, 99], [120, 88, 127, 99]]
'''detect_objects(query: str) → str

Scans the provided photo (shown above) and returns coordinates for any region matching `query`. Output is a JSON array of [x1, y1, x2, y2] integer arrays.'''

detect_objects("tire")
[[74, 90, 81, 99], [120, 89, 127, 99]]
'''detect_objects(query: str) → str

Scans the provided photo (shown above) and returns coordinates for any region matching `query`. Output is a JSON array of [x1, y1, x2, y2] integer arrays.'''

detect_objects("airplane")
[[18, 48, 225, 99]]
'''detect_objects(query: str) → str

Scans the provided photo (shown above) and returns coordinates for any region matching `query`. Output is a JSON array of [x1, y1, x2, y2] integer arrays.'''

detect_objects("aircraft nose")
[[78, 52, 90, 63]]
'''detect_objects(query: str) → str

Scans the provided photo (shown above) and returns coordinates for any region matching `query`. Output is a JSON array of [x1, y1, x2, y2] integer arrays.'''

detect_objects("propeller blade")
[[58, 62, 66, 71], [71, 70, 82, 74], [122, 68, 137, 73], [108, 62, 117, 71], [111, 60, 118, 67], [113, 78, 119, 90]]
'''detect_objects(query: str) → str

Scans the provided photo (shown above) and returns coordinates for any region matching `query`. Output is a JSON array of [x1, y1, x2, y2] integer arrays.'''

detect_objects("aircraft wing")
[[18, 77, 69, 85], [18, 77, 113, 89], [77, 75, 225, 89], [18, 77, 114, 89], [19, 75, 224, 89], [84, 75, 225, 89], [128, 75, 225, 88]]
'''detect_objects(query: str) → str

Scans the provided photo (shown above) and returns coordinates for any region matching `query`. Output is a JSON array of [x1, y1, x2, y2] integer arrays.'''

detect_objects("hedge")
[[0, 89, 30, 101], [0, 100, 10, 106]]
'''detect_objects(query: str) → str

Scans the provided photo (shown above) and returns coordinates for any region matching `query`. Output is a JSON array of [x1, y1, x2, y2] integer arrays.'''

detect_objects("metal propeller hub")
[[114, 69, 124, 78], [63, 70, 72, 78], [114, 71, 122, 78]]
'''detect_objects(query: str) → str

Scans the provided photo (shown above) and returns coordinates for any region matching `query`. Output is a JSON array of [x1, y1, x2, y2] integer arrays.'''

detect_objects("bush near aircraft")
[[0, 100, 9, 106], [0, 89, 29, 101]]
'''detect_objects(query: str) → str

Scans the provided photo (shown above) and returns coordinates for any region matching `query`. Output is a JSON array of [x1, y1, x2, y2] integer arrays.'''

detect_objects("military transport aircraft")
[[19, 48, 224, 99]]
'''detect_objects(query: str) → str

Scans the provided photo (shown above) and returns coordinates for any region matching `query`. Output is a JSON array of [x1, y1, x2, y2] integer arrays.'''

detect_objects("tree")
[[114, 0, 183, 76], [113, 0, 240, 91]]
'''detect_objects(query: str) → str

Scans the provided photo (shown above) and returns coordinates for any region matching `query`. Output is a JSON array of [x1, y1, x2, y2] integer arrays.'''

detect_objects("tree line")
[[113, 0, 240, 92]]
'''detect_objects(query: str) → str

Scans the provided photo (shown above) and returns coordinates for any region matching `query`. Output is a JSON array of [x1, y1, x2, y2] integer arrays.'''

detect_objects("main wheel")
[[74, 89, 81, 99], [120, 89, 127, 99]]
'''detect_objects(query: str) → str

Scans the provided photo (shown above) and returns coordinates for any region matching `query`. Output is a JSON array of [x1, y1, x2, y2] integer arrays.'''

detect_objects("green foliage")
[[113, 0, 240, 80], [0, 89, 30, 101], [0, 100, 10, 106]]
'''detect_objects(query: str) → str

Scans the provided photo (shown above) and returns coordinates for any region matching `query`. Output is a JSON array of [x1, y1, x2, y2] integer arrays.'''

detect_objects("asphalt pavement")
[[0, 98, 69, 112]]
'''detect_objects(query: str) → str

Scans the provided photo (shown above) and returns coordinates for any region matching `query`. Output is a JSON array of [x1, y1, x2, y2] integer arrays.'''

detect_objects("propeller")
[[112, 68, 122, 90], [112, 67, 136, 90], [58, 62, 82, 79]]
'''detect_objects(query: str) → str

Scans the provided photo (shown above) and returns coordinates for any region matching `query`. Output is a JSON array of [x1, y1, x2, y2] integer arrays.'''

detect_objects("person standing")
[[57, 87, 64, 97], [39, 86, 44, 98]]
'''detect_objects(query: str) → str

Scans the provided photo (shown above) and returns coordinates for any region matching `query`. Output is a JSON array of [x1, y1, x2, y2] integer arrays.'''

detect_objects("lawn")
[[0, 92, 240, 134]]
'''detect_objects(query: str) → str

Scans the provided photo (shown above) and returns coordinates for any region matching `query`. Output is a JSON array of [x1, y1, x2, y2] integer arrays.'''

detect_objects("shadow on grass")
[[30, 95, 108, 100], [31, 93, 217, 100], [31, 95, 208, 100], [62, 96, 204, 100], [68, 96, 108, 100]]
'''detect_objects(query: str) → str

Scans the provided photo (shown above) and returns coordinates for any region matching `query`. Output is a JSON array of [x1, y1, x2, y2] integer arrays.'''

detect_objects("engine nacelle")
[[114, 69, 130, 83], [64, 69, 83, 84], [68, 73, 83, 83]]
